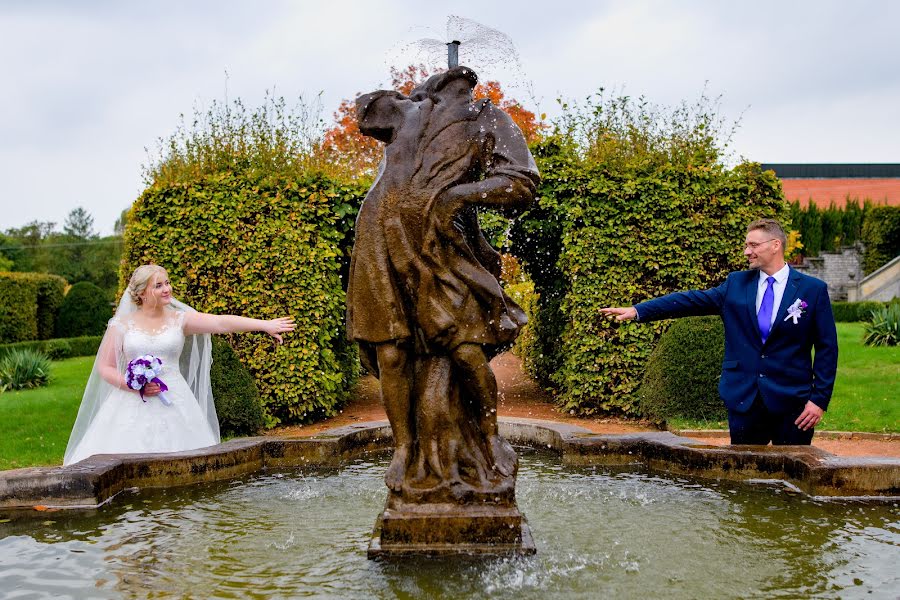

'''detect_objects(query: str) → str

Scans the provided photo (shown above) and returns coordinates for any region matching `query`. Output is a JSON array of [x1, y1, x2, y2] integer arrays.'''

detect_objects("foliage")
[[0, 336, 102, 360], [322, 64, 545, 177], [864, 304, 900, 347], [861, 205, 900, 274], [143, 91, 344, 187], [43, 339, 72, 360], [0, 272, 67, 343], [787, 199, 898, 274], [132, 97, 368, 426], [2, 214, 123, 298], [638, 317, 727, 423], [831, 301, 886, 322], [511, 90, 788, 416], [210, 337, 264, 437], [0, 349, 51, 392], [54, 281, 114, 338]]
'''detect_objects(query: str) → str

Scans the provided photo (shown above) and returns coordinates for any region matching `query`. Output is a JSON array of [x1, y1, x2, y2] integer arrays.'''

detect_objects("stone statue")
[[347, 66, 539, 554]]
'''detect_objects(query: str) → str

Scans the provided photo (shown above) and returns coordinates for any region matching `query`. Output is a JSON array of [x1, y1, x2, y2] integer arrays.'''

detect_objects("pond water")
[[1, 450, 898, 599]]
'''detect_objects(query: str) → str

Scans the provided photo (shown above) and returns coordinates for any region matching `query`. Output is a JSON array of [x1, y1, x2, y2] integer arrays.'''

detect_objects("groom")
[[601, 218, 838, 445]]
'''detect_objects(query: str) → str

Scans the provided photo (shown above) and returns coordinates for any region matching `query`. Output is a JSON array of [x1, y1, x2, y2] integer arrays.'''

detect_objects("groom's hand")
[[600, 307, 638, 321], [795, 401, 824, 431]]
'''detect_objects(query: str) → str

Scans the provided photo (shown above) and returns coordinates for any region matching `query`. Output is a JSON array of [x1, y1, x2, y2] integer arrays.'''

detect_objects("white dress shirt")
[[755, 263, 790, 327]]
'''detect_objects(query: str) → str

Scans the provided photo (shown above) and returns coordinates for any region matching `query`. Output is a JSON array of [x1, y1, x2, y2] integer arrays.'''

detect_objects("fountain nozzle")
[[447, 40, 460, 68]]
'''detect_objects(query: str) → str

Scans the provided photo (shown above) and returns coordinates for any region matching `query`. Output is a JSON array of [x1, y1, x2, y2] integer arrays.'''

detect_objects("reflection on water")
[[1, 450, 898, 599]]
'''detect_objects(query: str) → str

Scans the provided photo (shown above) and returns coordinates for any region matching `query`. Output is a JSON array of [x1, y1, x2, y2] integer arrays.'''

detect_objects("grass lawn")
[[668, 322, 900, 433], [0, 356, 92, 470]]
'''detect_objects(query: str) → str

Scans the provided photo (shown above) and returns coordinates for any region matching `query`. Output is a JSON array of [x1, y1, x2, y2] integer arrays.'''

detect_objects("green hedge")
[[832, 301, 887, 322], [638, 316, 727, 423], [861, 206, 900, 275], [124, 172, 366, 427], [0, 272, 67, 343], [512, 140, 787, 416], [55, 281, 113, 338], [0, 335, 102, 360], [210, 336, 265, 437]]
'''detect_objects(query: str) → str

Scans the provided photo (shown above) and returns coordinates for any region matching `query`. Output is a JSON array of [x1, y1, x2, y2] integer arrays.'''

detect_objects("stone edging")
[[672, 428, 899, 442], [0, 418, 897, 511]]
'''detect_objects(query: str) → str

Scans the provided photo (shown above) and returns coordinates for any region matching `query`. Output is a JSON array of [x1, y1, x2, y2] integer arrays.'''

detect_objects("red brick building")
[[762, 164, 900, 207]]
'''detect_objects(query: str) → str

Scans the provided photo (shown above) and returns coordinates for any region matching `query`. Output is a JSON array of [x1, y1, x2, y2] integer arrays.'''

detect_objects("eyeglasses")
[[744, 239, 778, 250]]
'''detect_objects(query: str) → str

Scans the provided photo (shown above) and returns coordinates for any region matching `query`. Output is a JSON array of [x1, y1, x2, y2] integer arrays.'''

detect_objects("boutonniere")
[[783, 298, 808, 324]]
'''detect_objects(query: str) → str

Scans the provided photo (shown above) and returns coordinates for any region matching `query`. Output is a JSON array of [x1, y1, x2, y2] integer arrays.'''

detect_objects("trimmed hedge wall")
[[0, 335, 102, 360], [123, 172, 367, 427], [512, 140, 788, 416], [55, 281, 113, 338], [638, 316, 727, 423], [0, 272, 67, 343], [832, 301, 888, 323]]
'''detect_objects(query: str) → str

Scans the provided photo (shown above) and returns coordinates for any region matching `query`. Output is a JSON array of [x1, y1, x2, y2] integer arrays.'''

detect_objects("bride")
[[63, 264, 295, 466]]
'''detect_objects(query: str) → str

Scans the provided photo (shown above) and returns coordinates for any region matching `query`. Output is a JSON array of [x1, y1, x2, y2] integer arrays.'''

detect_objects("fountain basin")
[[1, 419, 898, 511]]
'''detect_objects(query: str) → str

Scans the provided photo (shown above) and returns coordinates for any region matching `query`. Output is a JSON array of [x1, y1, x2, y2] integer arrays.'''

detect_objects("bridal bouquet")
[[126, 355, 172, 405]]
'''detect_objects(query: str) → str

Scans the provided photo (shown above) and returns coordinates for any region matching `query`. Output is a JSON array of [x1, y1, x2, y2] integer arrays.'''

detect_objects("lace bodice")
[[122, 311, 186, 375]]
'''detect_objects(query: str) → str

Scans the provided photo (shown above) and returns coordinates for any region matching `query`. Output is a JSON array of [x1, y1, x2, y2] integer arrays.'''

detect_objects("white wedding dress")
[[64, 310, 219, 465]]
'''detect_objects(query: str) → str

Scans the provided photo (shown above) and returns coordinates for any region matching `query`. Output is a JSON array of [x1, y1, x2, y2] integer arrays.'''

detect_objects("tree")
[[323, 64, 545, 177], [63, 207, 96, 239]]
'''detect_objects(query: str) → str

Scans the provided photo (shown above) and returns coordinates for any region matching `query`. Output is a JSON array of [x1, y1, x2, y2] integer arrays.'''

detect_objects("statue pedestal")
[[367, 499, 535, 558]]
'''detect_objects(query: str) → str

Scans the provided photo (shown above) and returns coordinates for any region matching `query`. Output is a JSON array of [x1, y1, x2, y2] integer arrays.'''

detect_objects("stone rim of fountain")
[[1, 418, 897, 513]]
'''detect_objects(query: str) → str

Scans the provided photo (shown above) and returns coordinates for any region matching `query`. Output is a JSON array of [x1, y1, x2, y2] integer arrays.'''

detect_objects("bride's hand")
[[264, 316, 296, 344]]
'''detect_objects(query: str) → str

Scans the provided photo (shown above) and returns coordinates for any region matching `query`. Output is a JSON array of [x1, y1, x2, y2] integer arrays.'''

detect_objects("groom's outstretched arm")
[[601, 276, 731, 323]]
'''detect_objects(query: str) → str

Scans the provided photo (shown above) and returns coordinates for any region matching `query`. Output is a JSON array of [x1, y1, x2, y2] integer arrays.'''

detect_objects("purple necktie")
[[757, 276, 775, 343]]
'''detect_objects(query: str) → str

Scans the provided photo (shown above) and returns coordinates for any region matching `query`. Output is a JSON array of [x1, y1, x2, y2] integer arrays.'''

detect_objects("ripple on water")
[[0, 454, 897, 599]]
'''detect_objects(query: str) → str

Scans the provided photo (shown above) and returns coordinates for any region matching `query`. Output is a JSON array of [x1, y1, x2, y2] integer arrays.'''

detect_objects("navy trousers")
[[727, 394, 815, 445]]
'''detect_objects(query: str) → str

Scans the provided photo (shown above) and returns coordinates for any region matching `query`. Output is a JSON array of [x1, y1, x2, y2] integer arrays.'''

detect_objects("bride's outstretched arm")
[[183, 312, 296, 343]]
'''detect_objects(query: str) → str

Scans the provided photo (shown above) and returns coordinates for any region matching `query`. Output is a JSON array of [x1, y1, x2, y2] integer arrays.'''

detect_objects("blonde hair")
[[127, 264, 168, 306]]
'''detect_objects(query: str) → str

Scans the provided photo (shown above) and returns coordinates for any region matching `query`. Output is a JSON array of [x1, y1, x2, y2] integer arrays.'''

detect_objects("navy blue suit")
[[635, 267, 838, 442]]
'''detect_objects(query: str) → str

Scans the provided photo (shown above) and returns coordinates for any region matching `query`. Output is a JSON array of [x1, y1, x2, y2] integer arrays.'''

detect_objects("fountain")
[[347, 37, 541, 553], [0, 18, 898, 597]]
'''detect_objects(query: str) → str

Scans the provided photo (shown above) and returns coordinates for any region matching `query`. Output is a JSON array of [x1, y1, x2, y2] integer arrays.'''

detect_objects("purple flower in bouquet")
[[126, 354, 171, 405]]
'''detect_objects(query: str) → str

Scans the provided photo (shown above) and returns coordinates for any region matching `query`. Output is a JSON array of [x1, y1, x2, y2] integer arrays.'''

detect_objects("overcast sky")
[[2, 0, 898, 235]]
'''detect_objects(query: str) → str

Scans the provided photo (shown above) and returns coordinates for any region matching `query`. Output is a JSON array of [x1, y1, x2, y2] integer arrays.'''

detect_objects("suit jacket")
[[634, 267, 838, 414]]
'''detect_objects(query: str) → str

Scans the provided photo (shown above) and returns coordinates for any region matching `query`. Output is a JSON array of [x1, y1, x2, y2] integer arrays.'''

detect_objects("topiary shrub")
[[124, 96, 367, 427], [637, 316, 727, 423], [43, 339, 72, 360], [832, 301, 886, 322], [512, 130, 788, 416], [210, 336, 264, 437], [864, 304, 900, 347], [0, 348, 51, 392], [0, 336, 103, 360], [55, 281, 113, 338], [0, 272, 67, 343]]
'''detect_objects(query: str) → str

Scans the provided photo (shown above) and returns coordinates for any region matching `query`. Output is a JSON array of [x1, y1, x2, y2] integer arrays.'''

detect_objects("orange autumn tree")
[[323, 64, 544, 177]]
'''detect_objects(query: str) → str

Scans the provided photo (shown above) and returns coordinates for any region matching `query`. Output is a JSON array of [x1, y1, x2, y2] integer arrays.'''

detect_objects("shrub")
[[0, 336, 102, 360], [0, 348, 51, 392], [0, 272, 67, 343], [128, 95, 366, 427], [637, 316, 727, 423], [511, 92, 788, 416], [55, 281, 113, 338], [832, 301, 886, 322], [210, 336, 264, 437], [864, 304, 900, 347], [861, 206, 900, 274], [43, 339, 72, 360]]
